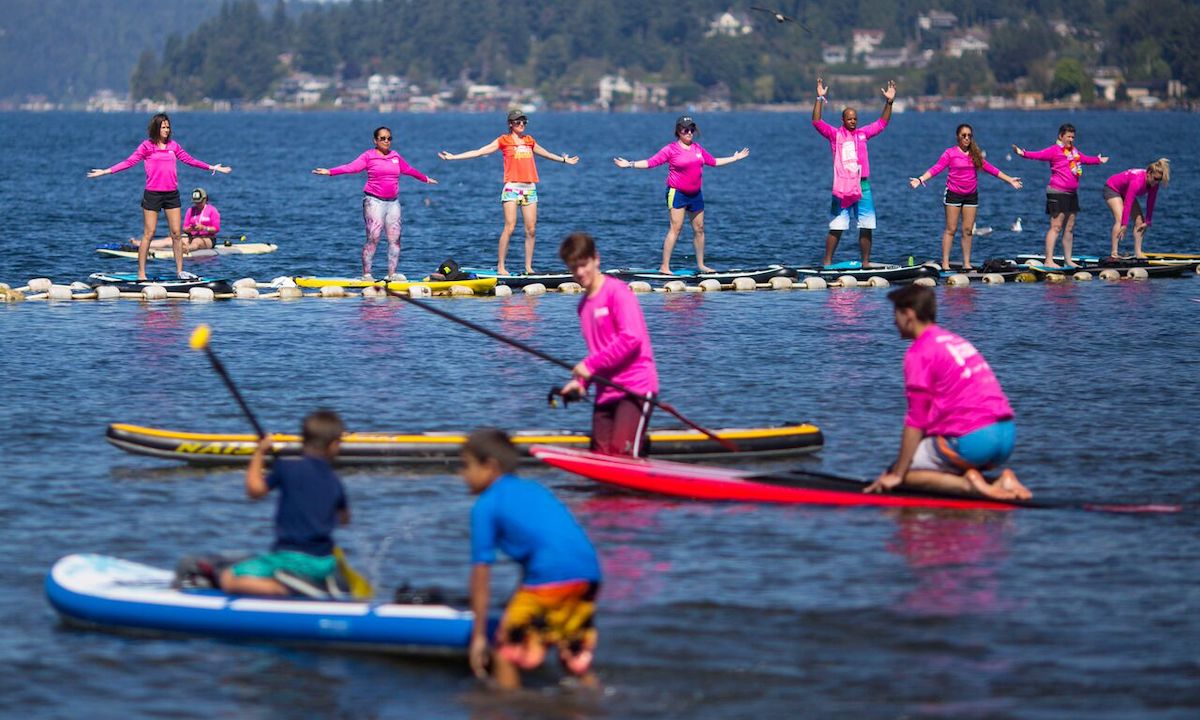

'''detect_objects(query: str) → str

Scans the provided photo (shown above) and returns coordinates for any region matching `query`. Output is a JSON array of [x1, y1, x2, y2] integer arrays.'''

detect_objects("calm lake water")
[[1, 110, 1197, 719]]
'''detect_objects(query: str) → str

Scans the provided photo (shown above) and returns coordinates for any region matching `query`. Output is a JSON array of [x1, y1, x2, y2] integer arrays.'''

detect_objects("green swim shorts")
[[230, 551, 337, 580]]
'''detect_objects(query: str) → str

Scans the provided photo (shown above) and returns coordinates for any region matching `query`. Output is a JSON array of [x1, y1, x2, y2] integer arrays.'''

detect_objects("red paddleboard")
[[530, 446, 1182, 513]]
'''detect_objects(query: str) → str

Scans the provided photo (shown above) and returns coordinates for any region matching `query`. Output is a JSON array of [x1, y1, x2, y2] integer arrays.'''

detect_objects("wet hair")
[[559, 232, 597, 265], [1146, 157, 1170, 185], [957, 123, 984, 170], [1057, 123, 1076, 138], [887, 284, 937, 323], [463, 427, 520, 474], [373, 126, 391, 140], [301, 409, 345, 454], [148, 113, 171, 141]]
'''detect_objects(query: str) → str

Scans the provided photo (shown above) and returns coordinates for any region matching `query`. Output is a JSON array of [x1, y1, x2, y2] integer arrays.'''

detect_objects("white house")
[[707, 10, 754, 38], [851, 29, 885, 58]]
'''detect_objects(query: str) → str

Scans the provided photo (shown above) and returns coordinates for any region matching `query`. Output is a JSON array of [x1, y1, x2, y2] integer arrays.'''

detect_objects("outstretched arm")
[[713, 148, 750, 167], [613, 156, 648, 169], [880, 80, 896, 124], [439, 140, 500, 161], [533, 145, 578, 165]]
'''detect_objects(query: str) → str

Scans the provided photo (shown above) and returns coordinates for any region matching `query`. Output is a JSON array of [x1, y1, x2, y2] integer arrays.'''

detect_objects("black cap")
[[507, 109, 528, 123], [675, 115, 697, 129]]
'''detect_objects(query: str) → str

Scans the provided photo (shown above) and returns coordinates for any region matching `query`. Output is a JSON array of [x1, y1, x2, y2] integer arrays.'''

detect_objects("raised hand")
[[816, 77, 828, 98], [881, 80, 897, 102]]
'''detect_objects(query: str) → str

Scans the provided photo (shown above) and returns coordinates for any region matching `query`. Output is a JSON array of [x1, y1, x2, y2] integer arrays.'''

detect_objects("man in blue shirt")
[[220, 410, 350, 596], [463, 428, 602, 689]]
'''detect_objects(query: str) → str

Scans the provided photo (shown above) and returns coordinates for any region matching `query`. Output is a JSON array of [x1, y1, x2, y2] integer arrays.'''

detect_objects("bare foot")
[[1133, 254, 1148, 259], [996, 469, 1032, 500], [698, 265, 715, 273], [1042, 261, 1061, 269], [496, 266, 509, 276], [524, 267, 535, 275], [965, 469, 1018, 500], [941, 264, 952, 271], [658, 267, 673, 275], [1065, 261, 1081, 268]]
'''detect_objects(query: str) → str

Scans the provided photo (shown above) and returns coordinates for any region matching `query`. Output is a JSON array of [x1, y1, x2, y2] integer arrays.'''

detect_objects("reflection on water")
[[574, 496, 671, 608]]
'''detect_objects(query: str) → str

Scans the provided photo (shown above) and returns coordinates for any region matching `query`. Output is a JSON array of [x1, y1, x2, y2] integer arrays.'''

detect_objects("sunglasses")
[[679, 127, 696, 134], [510, 119, 527, 125], [376, 136, 392, 141], [959, 133, 973, 138]]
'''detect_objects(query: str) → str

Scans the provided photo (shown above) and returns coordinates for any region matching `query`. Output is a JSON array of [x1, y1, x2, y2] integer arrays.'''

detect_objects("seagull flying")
[[751, 6, 814, 34]]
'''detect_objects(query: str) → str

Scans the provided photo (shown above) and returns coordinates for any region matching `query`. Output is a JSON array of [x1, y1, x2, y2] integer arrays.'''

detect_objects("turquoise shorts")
[[829, 179, 876, 231], [911, 420, 1016, 474], [230, 551, 337, 581]]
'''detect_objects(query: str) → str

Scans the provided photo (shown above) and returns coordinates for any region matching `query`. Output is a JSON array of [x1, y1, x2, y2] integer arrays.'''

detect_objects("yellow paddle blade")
[[189, 324, 211, 351], [334, 546, 374, 599]]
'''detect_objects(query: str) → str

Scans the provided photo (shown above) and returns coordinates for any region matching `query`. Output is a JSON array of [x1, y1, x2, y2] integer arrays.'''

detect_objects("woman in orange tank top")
[[439, 110, 578, 275]]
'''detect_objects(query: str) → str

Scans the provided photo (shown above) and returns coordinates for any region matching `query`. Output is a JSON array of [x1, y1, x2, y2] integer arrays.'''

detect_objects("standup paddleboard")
[[96, 241, 278, 260], [293, 276, 497, 294], [87, 272, 234, 293]]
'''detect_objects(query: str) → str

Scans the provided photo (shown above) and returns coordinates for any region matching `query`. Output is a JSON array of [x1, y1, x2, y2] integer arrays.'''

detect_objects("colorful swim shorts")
[[500, 182, 538, 205], [497, 580, 599, 674]]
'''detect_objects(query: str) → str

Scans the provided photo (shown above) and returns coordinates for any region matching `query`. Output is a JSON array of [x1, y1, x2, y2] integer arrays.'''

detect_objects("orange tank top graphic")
[[499, 134, 539, 183]]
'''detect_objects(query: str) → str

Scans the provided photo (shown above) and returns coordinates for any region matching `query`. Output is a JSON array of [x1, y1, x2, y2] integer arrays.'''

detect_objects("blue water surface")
[[0, 110, 1197, 719]]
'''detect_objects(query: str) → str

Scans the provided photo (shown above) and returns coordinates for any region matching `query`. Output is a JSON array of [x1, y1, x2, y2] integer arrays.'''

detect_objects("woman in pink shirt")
[[133, 187, 221, 252], [314, 126, 438, 281], [558, 233, 659, 457], [866, 284, 1031, 501], [1103, 158, 1170, 259], [88, 113, 232, 281], [1012, 123, 1109, 268], [614, 116, 749, 274], [910, 124, 1023, 270]]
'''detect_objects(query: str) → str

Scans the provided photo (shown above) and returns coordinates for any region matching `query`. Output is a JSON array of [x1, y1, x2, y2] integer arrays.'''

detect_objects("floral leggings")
[[362, 195, 402, 276]]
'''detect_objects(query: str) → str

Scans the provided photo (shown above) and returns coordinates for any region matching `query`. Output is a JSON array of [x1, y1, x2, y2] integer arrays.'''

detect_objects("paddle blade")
[[334, 546, 374, 599], [189, 324, 211, 351]]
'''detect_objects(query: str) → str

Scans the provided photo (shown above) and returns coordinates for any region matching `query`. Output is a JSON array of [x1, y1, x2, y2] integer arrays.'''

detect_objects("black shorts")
[[1045, 191, 1079, 216], [944, 189, 979, 207], [141, 189, 181, 212], [1102, 186, 1121, 202]]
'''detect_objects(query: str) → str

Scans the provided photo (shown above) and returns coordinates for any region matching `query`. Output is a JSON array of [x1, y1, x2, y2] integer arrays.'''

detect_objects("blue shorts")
[[911, 420, 1016, 474], [828, 179, 876, 231], [666, 187, 704, 213]]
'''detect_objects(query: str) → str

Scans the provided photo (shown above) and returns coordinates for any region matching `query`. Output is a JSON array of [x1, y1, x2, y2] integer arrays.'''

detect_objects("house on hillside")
[[865, 48, 908, 69], [707, 11, 754, 38], [917, 11, 957, 31], [852, 29, 885, 59], [945, 31, 989, 57], [1092, 66, 1123, 102], [822, 45, 848, 65]]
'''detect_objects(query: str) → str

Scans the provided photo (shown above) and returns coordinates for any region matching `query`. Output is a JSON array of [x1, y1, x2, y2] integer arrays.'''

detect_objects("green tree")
[[1048, 57, 1094, 101]]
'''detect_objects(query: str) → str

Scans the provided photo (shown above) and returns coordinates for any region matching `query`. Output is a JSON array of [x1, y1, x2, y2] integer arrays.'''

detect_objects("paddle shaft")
[[199, 347, 270, 443], [383, 286, 737, 451]]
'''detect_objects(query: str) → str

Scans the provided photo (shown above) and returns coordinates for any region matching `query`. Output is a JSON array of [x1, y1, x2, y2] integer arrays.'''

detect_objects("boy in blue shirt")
[[220, 410, 350, 596], [462, 428, 603, 690]]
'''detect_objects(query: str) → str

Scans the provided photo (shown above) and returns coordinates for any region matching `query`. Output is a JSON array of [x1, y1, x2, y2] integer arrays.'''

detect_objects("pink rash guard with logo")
[[924, 147, 1001, 195], [644, 142, 716, 195], [576, 277, 659, 406], [107, 140, 213, 191], [903, 324, 1014, 437], [329, 150, 429, 200]]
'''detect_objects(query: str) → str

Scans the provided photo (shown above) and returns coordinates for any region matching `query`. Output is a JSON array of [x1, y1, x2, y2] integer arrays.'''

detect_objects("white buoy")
[[28, 278, 52, 293], [0, 283, 8, 292], [389, 273, 408, 282], [1127, 267, 1149, 280], [982, 273, 1005, 284], [769, 276, 794, 290], [946, 273, 970, 286], [235, 286, 260, 299], [449, 284, 475, 296], [801, 277, 828, 290], [319, 285, 346, 298], [1195, 264, 1200, 276], [663, 280, 687, 293], [408, 285, 432, 298], [278, 286, 304, 300], [699, 278, 723, 292], [629, 281, 652, 293], [836, 275, 858, 288], [522, 283, 547, 296], [494, 285, 513, 297], [913, 277, 937, 288], [69, 281, 92, 292], [557, 282, 582, 294], [731, 276, 757, 291], [48, 284, 74, 300], [1, 287, 26, 302], [233, 277, 257, 290], [1073, 271, 1093, 281], [1015, 272, 1038, 283], [189, 287, 215, 302], [271, 276, 297, 288], [142, 284, 168, 301], [92, 285, 118, 300], [867, 276, 889, 288], [1098, 269, 1120, 281], [1046, 272, 1069, 284]]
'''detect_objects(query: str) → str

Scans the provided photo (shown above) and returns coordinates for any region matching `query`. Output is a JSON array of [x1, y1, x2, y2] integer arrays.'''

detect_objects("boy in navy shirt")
[[220, 410, 350, 596], [463, 428, 603, 689]]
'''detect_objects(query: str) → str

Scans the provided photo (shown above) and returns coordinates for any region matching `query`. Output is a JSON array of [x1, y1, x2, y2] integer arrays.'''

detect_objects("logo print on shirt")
[[392, 158, 399, 164], [593, 307, 610, 318], [840, 140, 860, 173]]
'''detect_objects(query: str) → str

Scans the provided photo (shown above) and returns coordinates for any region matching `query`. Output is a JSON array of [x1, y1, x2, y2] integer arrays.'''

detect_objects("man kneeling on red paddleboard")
[[866, 284, 1032, 501], [559, 232, 660, 457]]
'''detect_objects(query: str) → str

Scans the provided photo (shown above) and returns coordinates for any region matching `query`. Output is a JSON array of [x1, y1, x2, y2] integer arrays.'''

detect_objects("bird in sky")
[[750, 6, 813, 34]]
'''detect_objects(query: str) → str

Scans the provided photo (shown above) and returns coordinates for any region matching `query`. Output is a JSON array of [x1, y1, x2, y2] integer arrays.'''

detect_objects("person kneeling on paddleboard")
[[559, 232, 660, 457], [463, 428, 603, 690], [220, 410, 351, 596], [132, 187, 220, 253], [866, 285, 1032, 501]]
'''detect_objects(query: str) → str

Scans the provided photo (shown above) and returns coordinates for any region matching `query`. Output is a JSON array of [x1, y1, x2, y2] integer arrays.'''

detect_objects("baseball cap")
[[675, 115, 697, 130], [191, 187, 207, 202], [507, 109, 528, 123]]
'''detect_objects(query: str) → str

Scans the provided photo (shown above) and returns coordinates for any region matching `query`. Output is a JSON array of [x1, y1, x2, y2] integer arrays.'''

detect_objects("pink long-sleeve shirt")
[[924, 146, 1001, 195], [903, 324, 1014, 438], [329, 149, 429, 200], [1021, 142, 1102, 193], [183, 203, 220, 236], [577, 277, 659, 406], [645, 141, 716, 195], [107, 139, 212, 192], [812, 117, 888, 181], [1105, 169, 1160, 227]]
